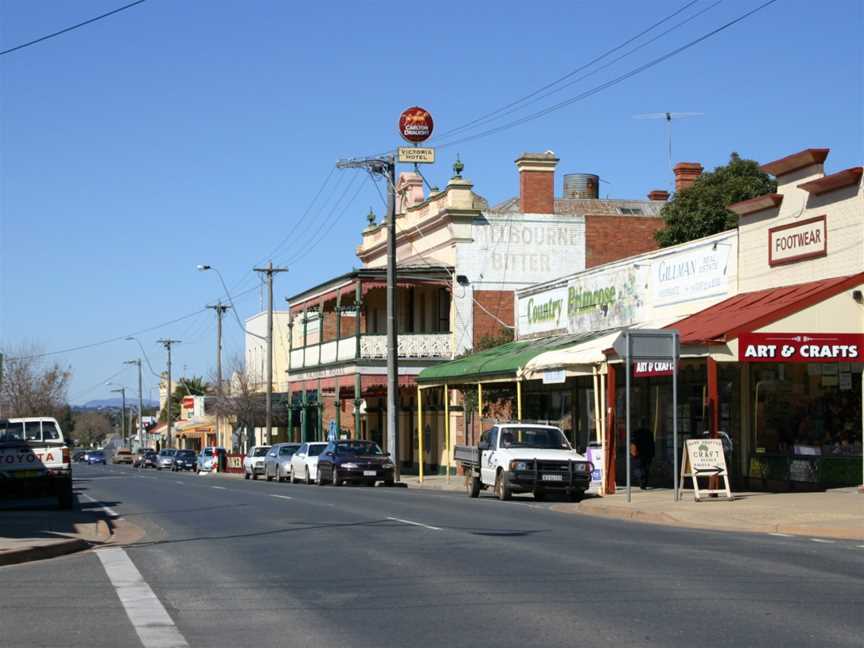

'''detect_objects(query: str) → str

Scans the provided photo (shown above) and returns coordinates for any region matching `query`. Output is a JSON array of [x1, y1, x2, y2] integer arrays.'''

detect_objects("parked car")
[[139, 450, 159, 469], [156, 448, 178, 470], [112, 448, 134, 464], [85, 450, 106, 465], [289, 442, 327, 484], [263, 443, 300, 482], [133, 448, 155, 467], [172, 449, 198, 471], [196, 447, 226, 472], [243, 445, 270, 480], [72, 451, 86, 463], [0, 417, 74, 509], [316, 440, 396, 486]]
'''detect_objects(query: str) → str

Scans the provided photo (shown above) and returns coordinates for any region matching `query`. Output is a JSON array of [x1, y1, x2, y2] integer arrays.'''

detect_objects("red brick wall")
[[519, 171, 554, 214], [585, 215, 663, 268], [322, 311, 337, 342], [472, 290, 514, 343]]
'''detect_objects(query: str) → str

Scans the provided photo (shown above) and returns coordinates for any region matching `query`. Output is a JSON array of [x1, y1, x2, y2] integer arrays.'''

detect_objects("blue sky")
[[1, 0, 861, 404]]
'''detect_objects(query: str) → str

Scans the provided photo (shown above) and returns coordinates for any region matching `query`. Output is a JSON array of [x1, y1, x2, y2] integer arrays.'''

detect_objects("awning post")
[[417, 384, 424, 483], [477, 383, 483, 440], [516, 380, 522, 421], [444, 383, 451, 481]]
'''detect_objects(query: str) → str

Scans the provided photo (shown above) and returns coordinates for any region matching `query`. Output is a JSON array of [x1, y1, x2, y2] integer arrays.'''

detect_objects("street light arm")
[[198, 265, 266, 340], [125, 337, 162, 378]]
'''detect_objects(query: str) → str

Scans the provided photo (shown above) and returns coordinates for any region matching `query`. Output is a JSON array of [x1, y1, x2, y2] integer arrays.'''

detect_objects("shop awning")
[[417, 332, 605, 386], [666, 273, 864, 345]]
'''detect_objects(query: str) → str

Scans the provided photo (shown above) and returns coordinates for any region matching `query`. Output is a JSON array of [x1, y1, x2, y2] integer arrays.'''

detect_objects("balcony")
[[289, 333, 453, 371]]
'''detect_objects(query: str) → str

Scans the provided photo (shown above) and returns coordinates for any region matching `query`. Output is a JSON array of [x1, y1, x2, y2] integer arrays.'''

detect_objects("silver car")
[[156, 448, 178, 470], [243, 445, 270, 480], [264, 443, 301, 482]]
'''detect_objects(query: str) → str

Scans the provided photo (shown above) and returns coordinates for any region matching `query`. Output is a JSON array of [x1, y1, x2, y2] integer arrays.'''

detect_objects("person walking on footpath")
[[633, 418, 655, 490]]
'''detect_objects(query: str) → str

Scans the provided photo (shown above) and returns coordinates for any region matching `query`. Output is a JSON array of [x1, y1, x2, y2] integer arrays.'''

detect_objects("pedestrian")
[[633, 418, 655, 490]]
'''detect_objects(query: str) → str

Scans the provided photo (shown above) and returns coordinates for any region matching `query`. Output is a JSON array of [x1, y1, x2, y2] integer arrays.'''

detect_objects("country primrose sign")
[[738, 333, 864, 362], [768, 215, 827, 267]]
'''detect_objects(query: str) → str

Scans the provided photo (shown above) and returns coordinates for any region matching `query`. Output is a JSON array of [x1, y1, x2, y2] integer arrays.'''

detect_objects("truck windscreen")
[[500, 428, 571, 450]]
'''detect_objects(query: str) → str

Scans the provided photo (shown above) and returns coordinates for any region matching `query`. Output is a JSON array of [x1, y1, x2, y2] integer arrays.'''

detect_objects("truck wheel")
[[495, 471, 512, 501], [568, 489, 585, 502], [466, 474, 480, 498], [57, 481, 74, 510]]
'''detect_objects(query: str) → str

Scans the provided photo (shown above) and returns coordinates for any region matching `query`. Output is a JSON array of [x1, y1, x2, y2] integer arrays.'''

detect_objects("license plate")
[[541, 474, 562, 481], [363, 470, 377, 476]]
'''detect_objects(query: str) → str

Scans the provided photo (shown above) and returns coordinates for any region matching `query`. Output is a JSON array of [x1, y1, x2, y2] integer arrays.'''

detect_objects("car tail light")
[[62, 447, 70, 464]]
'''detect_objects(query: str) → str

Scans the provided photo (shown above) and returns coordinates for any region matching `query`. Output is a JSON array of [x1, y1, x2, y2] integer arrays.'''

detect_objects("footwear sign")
[[677, 438, 733, 502]]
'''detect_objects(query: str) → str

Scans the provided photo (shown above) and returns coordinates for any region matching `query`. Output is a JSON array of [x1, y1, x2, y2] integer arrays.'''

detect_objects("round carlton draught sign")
[[398, 106, 434, 143]]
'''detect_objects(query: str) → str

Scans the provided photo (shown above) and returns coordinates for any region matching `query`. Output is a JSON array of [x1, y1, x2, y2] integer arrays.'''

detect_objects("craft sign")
[[738, 333, 864, 363], [632, 360, 677, 378], [685, 439, 728, 477]]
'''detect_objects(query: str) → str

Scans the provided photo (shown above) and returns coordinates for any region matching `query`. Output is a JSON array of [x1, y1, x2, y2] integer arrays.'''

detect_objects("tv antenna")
[[634, 111, 703, 186]]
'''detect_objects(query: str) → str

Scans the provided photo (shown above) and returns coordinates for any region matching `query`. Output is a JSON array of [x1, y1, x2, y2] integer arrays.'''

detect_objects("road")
[[2, 464, 862, 648]]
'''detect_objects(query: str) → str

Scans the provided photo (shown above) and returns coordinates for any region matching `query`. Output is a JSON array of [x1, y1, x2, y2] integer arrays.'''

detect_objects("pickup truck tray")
[[453, 445, 480, 466]]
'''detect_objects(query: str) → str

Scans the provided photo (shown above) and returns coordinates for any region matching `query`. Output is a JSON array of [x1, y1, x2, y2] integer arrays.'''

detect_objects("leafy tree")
[[655, 153, 777, 247], [159, 375, 210, 422]]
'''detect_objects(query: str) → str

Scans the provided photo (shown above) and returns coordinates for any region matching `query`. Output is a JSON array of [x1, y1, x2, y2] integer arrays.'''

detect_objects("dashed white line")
[[96, 547, 190, 648], [857, 545, 864, 549], [769, 532, 792, 537], [80, 493, 122, 519], [175, 481, 184, 485], [387, 516, 441, 531], [211, 486, 226, 490], [270, 494, 293, 500], [810, 538, 836, 544]]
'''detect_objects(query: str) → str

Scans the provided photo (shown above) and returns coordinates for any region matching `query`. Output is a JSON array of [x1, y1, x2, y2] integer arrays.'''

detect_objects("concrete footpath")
[[402, 474, 864, 541], [0, 508, 112, 567]]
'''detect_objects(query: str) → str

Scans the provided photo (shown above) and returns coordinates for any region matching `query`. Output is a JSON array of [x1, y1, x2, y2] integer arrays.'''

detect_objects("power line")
[[0, 0, 149, 57], [434, 0, 702, 140], [437, 0, 778, 150]]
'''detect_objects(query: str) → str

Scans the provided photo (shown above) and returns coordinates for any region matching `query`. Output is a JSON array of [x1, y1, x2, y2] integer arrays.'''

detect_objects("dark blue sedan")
[[316, 440, 395, 486], [85, 450, 106, 465]]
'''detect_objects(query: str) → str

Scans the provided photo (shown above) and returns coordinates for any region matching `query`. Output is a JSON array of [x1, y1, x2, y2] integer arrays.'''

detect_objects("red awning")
[[666, 273, 864, 345]]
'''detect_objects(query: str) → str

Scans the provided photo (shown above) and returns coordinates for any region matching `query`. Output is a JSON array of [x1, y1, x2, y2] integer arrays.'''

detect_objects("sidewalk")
[[0, 508, 112, 567], [564, 487, 864, 541], [403, 475, 863, 540]]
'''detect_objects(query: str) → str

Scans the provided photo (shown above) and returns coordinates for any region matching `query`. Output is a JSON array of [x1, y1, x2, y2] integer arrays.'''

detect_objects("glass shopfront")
[[748, 362, 863, 488]]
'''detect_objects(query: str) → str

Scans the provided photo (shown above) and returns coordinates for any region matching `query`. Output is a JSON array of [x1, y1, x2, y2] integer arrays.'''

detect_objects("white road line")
[[857, 545, 864, 549], [175, 481, 184, 485], [810, 538, 836, 544], [387, 516, 441, 531], [211, 486, 226, 490], [80, 493, 122, 519], [96, 547, 190, 648], [270, 494, 293, 500], [769, 532, 792, 537]]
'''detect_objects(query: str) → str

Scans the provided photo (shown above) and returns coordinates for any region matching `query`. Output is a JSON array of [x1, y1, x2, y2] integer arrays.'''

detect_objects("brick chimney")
[[673, 162, 703, 193], [647, 189, 670, 201], [515, 151, 559, 214]]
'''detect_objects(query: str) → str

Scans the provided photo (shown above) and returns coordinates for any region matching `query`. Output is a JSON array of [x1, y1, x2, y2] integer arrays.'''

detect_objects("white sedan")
[[289, 442, 328, 484]]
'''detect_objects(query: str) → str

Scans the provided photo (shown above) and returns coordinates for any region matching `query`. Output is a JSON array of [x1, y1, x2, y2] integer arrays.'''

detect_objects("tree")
[[654, 153, 777, 247], [72, 410, 113, 448], [0, 345, 72, 418], [208, 355, 265, 451], [158, 375, 210, 422]]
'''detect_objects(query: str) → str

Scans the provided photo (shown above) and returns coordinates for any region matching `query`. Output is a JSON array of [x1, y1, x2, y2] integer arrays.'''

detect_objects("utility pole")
[[252, 262, 287, 444], [157, 339, 181, 448], [336, 155, 399, 477], [110, 387, 127, 445], [124, 359, 144, 449], [206, 302, 230, 447]]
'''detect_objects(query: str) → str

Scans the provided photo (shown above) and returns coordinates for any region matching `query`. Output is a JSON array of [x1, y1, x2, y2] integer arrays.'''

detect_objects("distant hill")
[[79, 398, 160, 410]]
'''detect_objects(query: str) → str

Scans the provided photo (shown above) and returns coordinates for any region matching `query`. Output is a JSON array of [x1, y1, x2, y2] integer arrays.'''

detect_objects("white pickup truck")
[[455, 423, 593, 501], [0, 417, 74, 509]]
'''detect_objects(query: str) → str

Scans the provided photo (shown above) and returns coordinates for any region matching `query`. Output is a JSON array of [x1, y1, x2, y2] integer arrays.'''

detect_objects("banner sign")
[[768, 215, 827, 267], [738, 332, 864, 362], [397, 147, 435, 164], [632, 360, 676, 377], [652, 241, 730, 306], [398, 106, 434, 143]]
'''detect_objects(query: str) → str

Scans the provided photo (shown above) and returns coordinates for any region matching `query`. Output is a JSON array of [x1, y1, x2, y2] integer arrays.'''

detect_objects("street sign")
[[398, 106, 434, 143], [678, 438, 733, 501], [397, 147, 435, 164], [613, 329, 679, 360]]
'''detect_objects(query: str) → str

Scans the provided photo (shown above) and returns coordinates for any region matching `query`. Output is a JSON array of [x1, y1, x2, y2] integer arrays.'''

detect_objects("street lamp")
[[106, 383, 127, 446], [198, 263, 285, 448]]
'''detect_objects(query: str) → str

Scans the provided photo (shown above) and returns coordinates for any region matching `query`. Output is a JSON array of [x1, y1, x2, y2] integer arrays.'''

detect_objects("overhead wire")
[[434, 0, 703, 141], [0, 0, 149, 57], [437, 0, 779, 150]]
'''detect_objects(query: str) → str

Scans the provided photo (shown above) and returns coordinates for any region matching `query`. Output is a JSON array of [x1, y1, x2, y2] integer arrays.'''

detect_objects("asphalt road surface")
[[2, 464, 862, 648]]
